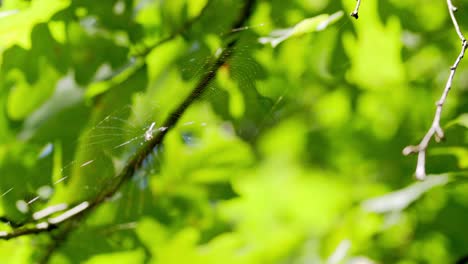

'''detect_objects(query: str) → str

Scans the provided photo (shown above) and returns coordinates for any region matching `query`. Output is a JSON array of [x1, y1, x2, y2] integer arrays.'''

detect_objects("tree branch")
[[403, 0, 467, 180], [0, 0, 257, 260], [0, 0, 216, 233], [0, 202, 88, 240], [350, 0, 362, 19]]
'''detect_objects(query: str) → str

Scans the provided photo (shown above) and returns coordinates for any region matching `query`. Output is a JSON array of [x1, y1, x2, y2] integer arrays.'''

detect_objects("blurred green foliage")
[[0, 0, 467, 263]]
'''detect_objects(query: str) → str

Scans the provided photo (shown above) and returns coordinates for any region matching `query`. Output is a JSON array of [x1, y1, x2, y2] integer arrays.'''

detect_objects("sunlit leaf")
[[362, 175, 449, 213], [0, 0, 70, 48], [259, 11, 343, 47], [446, 113, 468, 129]]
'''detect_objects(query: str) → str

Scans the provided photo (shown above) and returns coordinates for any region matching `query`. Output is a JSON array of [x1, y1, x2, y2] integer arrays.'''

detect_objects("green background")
[[0, 0, 467, 263]]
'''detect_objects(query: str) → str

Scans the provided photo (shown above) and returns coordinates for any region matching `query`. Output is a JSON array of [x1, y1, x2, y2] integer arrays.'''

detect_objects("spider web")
[[0, 25, 272, 225], [0, 1, 351, 243]]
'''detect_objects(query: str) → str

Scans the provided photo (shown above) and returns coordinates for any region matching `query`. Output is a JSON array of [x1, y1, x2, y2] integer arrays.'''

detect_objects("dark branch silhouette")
[[0, 0, 257, 262], [0, 0, 215, 234], [403, 0, 467, 180]]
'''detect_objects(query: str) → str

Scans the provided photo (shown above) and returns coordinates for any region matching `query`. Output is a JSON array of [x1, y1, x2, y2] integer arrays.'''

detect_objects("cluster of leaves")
[[0, 0, 467, 263]]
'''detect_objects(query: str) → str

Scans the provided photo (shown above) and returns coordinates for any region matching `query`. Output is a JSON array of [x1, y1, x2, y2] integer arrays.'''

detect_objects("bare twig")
[[350, 0, 362, 19], [403, 0, 467, 180]]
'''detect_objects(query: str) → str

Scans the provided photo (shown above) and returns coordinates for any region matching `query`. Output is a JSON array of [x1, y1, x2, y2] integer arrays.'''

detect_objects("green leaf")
[[446, 113, 468, 129], [83, 249, 146, 264], [362, 175, 449, 213], [0, 0, 70, 49], [6, 59, 60, 120], [259, 11, 343, 47]]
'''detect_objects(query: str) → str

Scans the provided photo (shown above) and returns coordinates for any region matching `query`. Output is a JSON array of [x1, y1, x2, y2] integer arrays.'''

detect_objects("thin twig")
[[350, 0, 362, 19], [0, 202, 88, 240], [447, 0, 466, 42], [403, 0, 467, 180]]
